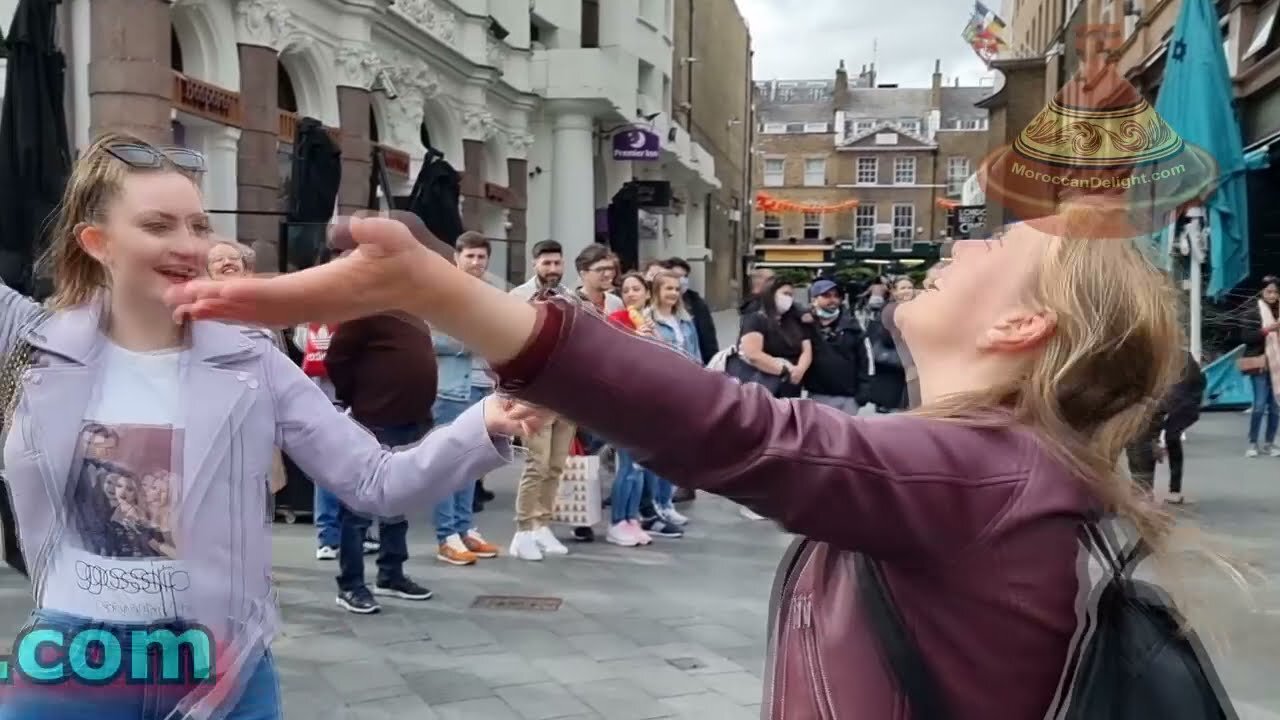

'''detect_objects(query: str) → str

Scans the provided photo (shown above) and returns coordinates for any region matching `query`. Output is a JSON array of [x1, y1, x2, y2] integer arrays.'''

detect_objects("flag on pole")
[[1153, 0, 1249, 299], [962, 1, 1007, 66]]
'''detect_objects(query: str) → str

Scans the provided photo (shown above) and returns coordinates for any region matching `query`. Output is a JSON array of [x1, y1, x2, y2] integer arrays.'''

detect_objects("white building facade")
[[0, 0, 716, 288]]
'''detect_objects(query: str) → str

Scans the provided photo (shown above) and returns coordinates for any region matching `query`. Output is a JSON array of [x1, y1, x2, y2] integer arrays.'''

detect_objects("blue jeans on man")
[[315, 485, 340, 548], [336, 422, 428, 593], [431, 387, 486, 542]]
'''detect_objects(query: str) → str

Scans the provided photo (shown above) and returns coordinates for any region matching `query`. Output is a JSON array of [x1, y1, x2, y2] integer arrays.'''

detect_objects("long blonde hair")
[[914, 198, 1185, 574], [41, 132, 201, 309]]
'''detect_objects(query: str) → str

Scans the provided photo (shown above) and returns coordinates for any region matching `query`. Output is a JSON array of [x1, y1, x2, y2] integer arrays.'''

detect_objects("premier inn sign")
[[612, 128, 661, 161]]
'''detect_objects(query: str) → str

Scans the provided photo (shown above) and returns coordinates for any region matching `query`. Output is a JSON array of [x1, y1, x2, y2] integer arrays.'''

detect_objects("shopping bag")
[[551, 453, 602, 527]]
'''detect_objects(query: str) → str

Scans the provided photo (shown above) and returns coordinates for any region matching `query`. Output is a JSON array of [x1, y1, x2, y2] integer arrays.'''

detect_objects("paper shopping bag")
[[551, 454, 602, 527]]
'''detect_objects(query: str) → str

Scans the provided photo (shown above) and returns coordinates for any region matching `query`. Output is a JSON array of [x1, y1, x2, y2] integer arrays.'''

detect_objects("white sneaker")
[[533, 526, 570, 555], [606, 521, 639, 547], [315, 545, 338, 560], [509, 531, 544, 561], [739, 506, 766, 521], [659, 505, 689, 526], [1247, 446, 1260, 458], [1269, 446, 1280, 458]]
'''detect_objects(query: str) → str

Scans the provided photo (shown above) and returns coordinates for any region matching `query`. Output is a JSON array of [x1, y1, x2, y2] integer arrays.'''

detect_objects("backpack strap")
[[854, 554, 952, 720]]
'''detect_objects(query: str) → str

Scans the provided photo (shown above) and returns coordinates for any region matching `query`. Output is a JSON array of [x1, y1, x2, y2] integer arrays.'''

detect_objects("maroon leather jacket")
[[496, 300, 1096, 720]]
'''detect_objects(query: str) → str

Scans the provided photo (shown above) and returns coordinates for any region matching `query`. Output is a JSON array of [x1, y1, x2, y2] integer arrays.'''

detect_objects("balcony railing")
[[277, 110, 341, 145], [379, 145, 411, 177], [171, 71, 241, 127]]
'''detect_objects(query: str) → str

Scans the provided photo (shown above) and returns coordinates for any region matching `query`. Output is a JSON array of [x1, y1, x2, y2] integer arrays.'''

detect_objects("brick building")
[[751, 60, 992, 271]]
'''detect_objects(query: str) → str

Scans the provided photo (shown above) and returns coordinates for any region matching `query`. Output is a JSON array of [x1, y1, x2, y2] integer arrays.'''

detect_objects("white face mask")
[[774, 293, 794, 314]]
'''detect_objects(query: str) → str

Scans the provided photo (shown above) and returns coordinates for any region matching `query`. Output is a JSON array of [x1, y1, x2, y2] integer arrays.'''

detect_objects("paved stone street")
[[1, 408, 1278, 718]]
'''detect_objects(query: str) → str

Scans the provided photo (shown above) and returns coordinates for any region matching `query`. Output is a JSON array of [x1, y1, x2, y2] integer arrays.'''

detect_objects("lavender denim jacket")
[[0, 287, 513, 718]]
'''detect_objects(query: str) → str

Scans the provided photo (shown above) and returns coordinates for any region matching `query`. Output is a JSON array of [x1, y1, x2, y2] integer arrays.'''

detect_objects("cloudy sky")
[[737, 0, 994, 87]]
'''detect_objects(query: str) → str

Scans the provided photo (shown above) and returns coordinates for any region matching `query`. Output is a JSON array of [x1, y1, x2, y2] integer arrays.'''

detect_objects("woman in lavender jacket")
[[0, 134, 538, 720]]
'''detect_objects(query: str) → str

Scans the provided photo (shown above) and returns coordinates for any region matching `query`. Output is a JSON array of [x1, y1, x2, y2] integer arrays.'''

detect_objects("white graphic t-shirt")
[[42, 341, 190, 622]]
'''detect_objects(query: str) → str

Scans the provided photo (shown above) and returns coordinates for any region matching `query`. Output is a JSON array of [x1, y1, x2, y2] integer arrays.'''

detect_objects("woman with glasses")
[[0, 133, 540, 720]]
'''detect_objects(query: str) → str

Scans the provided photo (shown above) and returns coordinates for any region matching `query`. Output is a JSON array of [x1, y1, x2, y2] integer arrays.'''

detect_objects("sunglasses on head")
[[105, 143, 206, 173]]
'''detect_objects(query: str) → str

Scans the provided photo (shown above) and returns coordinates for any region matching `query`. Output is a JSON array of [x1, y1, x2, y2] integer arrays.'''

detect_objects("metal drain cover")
[[471, 595, 563, 612], [665, 657, 706, 671]]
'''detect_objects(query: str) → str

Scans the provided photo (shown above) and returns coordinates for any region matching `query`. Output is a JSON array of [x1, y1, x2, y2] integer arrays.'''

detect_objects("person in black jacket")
[[802, 279, 869, 414], [665, 257, 719, 364], [1127, 350, 1204, 503]]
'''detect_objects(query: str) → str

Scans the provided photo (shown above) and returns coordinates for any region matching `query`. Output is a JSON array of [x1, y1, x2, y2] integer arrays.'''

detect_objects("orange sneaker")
[[462, 530, 500, 559], [437, 535, 477, 566]]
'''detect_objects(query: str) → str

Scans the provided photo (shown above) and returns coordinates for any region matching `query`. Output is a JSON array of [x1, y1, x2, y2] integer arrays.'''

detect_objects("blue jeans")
[[0, 609, 280, 720], [336, 422, 427, 593], [431, 388, 486, 542], [1249, 372, 1279, 445], [645, 469, 675, 510], [611, 450, 647, 524], [314, 485, 340, 548]]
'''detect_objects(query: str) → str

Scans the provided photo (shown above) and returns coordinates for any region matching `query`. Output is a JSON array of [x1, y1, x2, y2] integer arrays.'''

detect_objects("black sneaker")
[[472, 497, 486, 513], [336, 587, 381, 614], [572, 526, 595, 542], [476, 482, 496, 503], [642, 518, 684, 538], [373, 576, 433, 601]]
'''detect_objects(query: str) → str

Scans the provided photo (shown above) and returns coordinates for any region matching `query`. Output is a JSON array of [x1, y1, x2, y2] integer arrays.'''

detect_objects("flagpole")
[[1184, 205, 1205, 360]]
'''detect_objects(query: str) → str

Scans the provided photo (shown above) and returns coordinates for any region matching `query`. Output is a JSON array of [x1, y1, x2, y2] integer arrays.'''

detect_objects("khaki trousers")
[[515, 416, 577, 531]]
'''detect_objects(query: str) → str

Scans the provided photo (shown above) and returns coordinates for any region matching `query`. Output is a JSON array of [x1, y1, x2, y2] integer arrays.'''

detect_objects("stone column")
[[335, 44, 379, 216], [550, 104, 596, 287], [505, 154, 529, 287], [206, 125, 242, 241], [88, 0, 171, 143], [235, 43, 280, 270]]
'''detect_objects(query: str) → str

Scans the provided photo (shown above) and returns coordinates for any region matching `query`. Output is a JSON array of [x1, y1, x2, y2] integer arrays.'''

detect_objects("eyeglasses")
[[105, 143, 206, 173]]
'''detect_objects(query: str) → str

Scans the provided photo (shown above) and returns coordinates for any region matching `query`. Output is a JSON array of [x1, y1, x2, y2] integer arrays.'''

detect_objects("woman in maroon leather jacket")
[[168, 203, 1184, 720]]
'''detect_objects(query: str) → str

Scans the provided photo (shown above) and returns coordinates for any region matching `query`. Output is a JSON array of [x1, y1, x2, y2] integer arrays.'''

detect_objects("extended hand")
[[483, 395, 551, 438], [788, 366, 804, 384], [165, 213, 444, 327]]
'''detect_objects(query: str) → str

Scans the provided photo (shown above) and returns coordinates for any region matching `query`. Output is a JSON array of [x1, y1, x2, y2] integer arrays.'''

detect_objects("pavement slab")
[[0, 407, 1277, 718]]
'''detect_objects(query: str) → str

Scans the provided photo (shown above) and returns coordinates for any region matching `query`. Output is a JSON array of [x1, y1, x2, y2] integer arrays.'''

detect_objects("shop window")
[[763, 214, 781, 240]]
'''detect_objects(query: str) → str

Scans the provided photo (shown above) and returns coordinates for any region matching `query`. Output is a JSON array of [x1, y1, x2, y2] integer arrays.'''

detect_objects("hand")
[[638, 319, 657, 337], [1153, 445, 1167, 463], [483, 395, 551, 438], [165, 212, 445, 327], [788, 366, 804, 385], [800, 312, 814, 324]]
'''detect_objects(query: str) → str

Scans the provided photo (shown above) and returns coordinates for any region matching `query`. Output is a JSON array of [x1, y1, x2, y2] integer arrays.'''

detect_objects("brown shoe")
[[437, 536, 478, 566], [462, 531, 500, 559]]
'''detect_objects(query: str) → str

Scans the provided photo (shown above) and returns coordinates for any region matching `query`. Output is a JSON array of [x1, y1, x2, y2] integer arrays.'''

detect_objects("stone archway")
[[279, 42, 339, 126]]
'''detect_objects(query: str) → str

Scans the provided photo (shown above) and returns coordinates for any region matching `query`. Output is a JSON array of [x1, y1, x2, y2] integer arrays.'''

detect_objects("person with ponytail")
[[0, 133, 539, 720], [165, 199, 1196, 720]]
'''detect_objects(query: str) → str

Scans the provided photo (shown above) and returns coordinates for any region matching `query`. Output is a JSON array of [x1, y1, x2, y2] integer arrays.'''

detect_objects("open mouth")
[[156, 265, 197, 284], [218, 265, 240, 276]]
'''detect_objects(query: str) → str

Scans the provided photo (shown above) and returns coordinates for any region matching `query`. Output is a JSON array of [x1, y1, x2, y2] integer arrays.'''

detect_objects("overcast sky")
[[737, 0, 995, 87]]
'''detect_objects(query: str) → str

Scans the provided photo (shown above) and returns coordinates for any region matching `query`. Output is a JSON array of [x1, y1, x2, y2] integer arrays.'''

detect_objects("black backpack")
[[857, 521, 1239, 720]]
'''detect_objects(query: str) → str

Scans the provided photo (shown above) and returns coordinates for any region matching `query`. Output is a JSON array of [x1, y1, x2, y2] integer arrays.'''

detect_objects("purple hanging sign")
[[612, 128, 661, 161]]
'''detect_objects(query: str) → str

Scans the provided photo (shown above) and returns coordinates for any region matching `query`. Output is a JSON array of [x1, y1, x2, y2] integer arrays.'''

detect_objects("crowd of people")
[[0, 133, 1248, 720]]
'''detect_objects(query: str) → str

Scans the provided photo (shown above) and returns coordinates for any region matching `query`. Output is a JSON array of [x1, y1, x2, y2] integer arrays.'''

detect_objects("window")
[[763, 213, 781, 240], [854, 120, 875, 135], [785, 122, 806, 133], [854, 205, 877, 250], [803, 212, 822, 240], [581, 0, 599, 48], [764, 158, 785, 187], [893, 156, 917, 185], [892, 204, 915, 249], [1245, 0, 1278, 60], [947, 156, 971, 196], [856, 157, 878, 185], [804, 122, 830, 133], [956, 118, 986, 130], [762, 123, 787, 134], [804, 157, 826, 186], [899, 119, 921, 134]]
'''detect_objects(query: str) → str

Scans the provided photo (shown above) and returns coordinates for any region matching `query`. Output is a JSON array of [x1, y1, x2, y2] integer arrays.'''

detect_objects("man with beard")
[[508, 241, 577, 560]]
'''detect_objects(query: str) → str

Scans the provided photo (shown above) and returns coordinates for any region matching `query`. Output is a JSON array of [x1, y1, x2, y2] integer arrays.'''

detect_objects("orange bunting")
[[755, 192, 859, 214], [936, 198, 961, 209]]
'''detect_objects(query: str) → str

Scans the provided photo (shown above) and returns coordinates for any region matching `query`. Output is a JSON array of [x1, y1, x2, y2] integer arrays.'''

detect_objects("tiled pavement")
[[2, 408, 1279, 718]]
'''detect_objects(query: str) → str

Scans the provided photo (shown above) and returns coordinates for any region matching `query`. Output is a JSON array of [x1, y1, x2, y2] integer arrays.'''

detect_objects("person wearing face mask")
[[664, 257, 719, 364], [802, 279, 869, 415], [737, 278, 812, 400], [865, 277, 913, 413]]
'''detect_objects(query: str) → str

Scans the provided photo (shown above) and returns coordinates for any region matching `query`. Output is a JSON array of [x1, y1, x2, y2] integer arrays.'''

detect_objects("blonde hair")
[[648, 269, 689, 319], [913, 198, 1200, 590], [42, 132, 201, 309], [208, 238, 255, 276]]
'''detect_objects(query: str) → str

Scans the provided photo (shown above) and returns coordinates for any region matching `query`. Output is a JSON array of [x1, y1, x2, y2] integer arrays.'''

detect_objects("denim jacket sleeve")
[[265, 347, 514, 515], [431, 328, 467, 357]]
